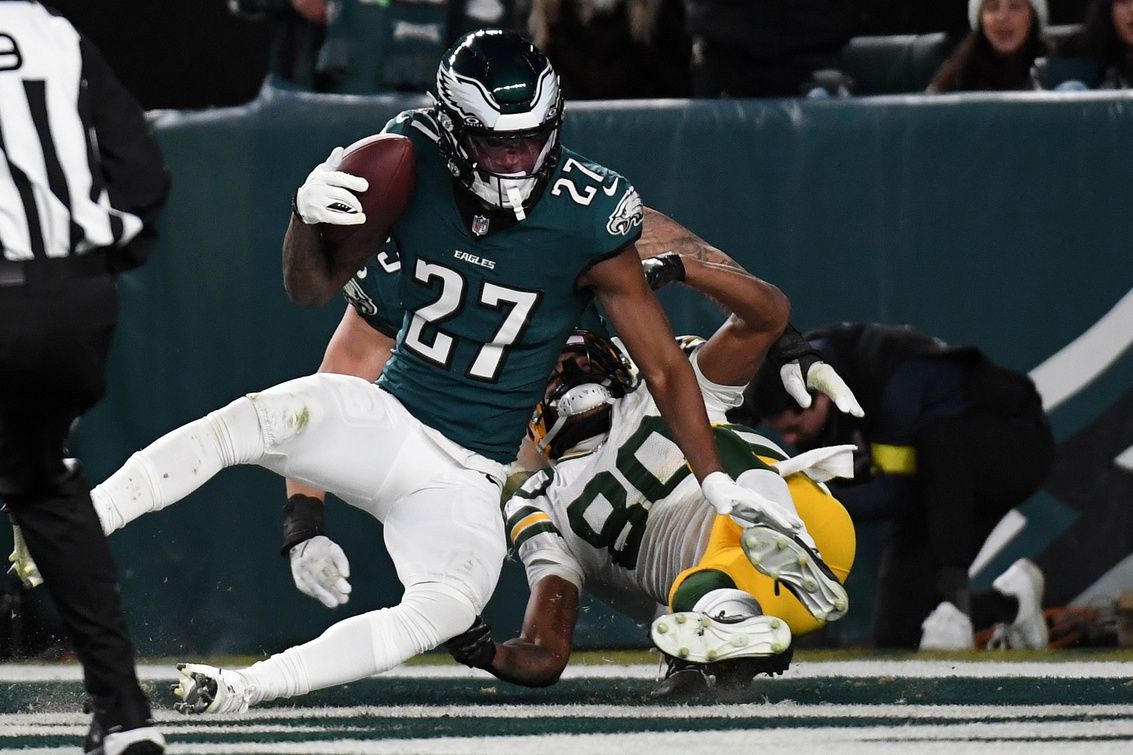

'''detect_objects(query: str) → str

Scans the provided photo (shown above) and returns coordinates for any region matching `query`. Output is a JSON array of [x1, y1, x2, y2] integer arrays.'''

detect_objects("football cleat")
[[172, 663, 251, 714], [651, 656, 717, 699], [83, 698, 165, 755], [650, 612, 793, 700], [84, 726, 165, 755], [650, 650, 795, 700], [651, 611, 792, 666], [741, 525, 849, 623]]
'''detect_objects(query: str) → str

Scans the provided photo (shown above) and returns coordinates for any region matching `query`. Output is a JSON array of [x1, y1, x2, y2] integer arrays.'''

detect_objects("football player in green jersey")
[[63, 30, 860, 714]]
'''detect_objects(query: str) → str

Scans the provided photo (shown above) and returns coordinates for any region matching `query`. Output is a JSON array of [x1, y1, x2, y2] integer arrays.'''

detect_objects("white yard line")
[[6, 703, 1133, 726], [11, 723, 1133, 755], [2, 659, 1131, 682]]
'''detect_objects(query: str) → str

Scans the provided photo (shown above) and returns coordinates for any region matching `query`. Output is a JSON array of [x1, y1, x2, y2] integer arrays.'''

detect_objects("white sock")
[[692, 588, 762, 621], [239, 581, 476, 704], [92, 398, 265, 534]]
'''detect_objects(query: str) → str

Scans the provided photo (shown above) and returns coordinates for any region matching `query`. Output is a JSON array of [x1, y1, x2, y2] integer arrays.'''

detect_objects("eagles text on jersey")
[[376, 109, 644, 463]]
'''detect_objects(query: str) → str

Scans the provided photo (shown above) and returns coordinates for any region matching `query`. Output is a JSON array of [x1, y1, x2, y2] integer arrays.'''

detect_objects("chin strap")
[[506, 185, 526, 221]]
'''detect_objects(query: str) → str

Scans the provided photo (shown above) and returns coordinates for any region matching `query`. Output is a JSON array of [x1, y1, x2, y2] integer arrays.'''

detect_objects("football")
[[320, 133, 416, 244]]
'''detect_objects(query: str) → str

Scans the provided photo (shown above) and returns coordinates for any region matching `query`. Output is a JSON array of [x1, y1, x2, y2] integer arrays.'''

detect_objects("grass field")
[[3, 651, 1133, 753]]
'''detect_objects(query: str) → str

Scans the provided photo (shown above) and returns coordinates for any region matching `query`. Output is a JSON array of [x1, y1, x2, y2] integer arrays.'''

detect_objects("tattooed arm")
[[637, 207, 743, 270], [636, 208, 863, 416], [282, 215, 378, 307]]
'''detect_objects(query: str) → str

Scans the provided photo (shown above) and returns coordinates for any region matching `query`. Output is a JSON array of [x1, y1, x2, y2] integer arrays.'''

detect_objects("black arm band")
[[770, 323, 821, 365], [281, 494, 327, 556], [641, 251, 686, 291]]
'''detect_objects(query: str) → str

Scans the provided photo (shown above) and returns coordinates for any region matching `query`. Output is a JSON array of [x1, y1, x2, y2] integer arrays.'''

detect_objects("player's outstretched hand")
[[701, 471, 803, 534], [294, 146, 370, 226], [289, 535, 352, 607], [780, 359, 864, 417], [444, 615, 496, 670]]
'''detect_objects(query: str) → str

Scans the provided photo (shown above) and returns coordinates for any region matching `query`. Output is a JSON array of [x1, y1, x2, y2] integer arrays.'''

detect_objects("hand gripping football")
[[320, 133, 416, 244]]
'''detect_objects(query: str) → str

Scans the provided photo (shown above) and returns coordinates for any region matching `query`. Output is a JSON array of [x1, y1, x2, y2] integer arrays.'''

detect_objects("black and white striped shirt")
[[0, 0, 168, 267]]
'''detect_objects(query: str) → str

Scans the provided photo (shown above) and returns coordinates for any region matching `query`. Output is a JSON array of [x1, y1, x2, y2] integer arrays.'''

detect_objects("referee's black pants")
[[0, 272, 153, 730]]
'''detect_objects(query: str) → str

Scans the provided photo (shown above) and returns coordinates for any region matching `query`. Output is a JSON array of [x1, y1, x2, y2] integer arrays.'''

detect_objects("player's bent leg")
[[93, 373, 400, 534], [92, 393, 270, 534], [381, 467, 507, 614], [742, 471, 855, 626], [173, 580, 481, 713], [741, 524, 849, 623]]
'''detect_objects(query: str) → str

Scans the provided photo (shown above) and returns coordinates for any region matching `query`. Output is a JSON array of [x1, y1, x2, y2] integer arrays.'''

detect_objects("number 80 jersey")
[[377, 109, 644, 464], [504, 353, 786, 621]]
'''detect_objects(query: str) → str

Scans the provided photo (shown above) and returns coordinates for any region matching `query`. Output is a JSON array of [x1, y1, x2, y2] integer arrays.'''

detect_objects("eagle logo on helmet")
[[431, 29, 564, 221]]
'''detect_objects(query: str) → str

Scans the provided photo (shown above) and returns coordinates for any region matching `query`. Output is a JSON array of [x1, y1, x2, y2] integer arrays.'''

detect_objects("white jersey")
[[504, 348, 790, 623]]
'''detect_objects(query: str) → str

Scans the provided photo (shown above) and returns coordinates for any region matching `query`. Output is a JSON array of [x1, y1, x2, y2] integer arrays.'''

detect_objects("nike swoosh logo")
[[603, 178, 619, 196]]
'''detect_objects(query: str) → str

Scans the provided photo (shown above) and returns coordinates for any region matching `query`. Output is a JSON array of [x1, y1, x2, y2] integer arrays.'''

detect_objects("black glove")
[[769, 323, 821, 373], [641, 252, 686, 291], [443, 615, 496, 669], [770, 325, 865, 417]]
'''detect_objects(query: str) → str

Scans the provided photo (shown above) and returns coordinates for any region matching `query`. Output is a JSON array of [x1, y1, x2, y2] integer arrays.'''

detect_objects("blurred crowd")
[[230, 0, 1130, 98]]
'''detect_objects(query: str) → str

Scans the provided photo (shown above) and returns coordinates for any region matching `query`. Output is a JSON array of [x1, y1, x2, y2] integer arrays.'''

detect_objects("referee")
[[0, 2, 170, 754]]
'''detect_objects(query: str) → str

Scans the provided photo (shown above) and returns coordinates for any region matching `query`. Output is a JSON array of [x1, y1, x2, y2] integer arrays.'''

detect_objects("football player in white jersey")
[[6, 211, 861, 705], [441, 251, 860, 697]]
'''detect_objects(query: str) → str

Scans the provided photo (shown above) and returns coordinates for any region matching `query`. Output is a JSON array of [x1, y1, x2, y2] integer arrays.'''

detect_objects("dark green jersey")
[[377, 109, 643, 462], [341, 242, 402, 337]]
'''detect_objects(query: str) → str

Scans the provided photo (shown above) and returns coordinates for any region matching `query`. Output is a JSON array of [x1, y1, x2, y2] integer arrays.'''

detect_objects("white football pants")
[[92, 373, 507, 701]]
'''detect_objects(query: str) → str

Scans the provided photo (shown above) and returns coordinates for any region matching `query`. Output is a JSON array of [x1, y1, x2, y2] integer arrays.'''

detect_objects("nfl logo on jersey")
[[472, 214, 490, 237]]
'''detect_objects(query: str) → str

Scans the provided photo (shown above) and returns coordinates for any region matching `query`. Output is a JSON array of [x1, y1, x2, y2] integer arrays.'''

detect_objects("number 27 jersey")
[[377, 109, 644, 464]]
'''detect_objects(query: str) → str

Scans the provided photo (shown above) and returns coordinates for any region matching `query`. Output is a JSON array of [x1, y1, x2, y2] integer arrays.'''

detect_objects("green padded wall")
[[54, 88, 1133, 654]]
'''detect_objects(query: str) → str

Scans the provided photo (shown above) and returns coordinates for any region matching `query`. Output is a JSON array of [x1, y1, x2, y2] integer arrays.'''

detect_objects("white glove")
[[289, 535, 352, 607], [7, 523, 43, 589], [294, 146, 369, 226], [701, 471, 803, 534], [780, 360, 864, 418]]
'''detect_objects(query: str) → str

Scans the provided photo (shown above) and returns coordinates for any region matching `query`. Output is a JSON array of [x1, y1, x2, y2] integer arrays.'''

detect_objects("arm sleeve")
[[80, 36, 171, 271]]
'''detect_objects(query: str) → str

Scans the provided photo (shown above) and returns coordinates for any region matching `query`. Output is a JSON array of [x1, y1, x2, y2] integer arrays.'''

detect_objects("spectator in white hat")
[[928, 0, 1050, 92]]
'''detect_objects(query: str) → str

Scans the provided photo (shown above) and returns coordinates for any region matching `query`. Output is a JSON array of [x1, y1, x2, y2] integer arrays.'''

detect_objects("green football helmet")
[[432, 29, 563, 220]]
